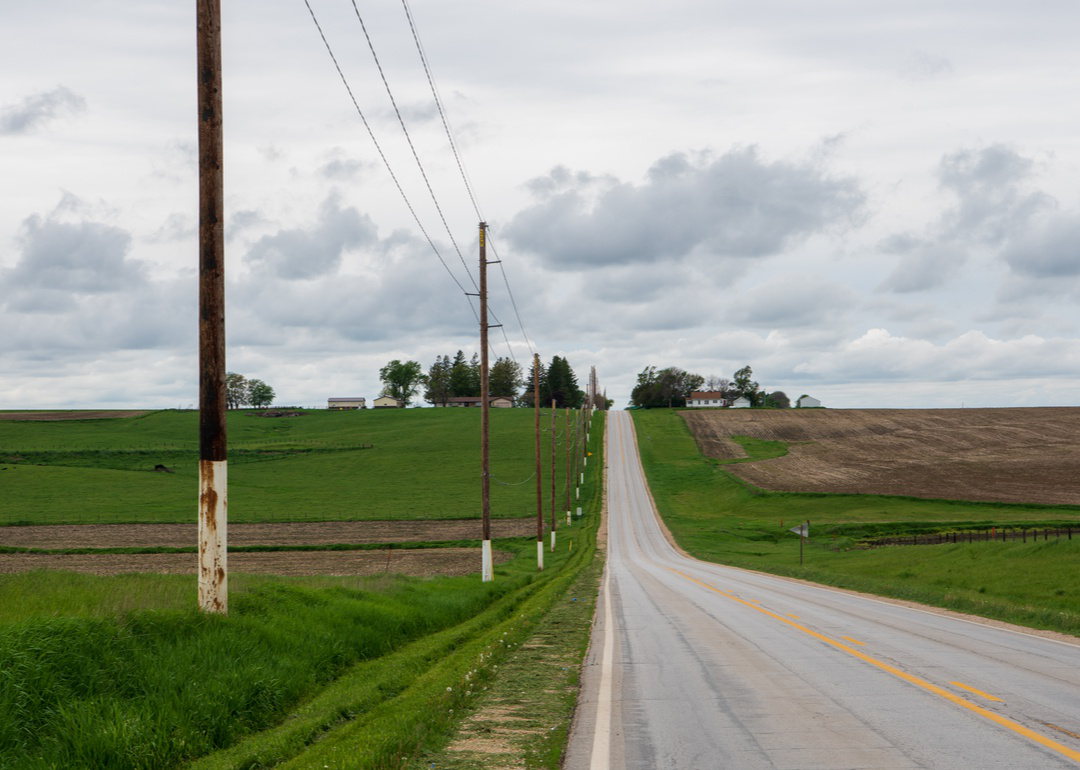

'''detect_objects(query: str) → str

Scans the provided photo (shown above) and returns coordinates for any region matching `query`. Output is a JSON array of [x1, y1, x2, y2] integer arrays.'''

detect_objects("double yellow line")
[[668, 567, 1080, 765]]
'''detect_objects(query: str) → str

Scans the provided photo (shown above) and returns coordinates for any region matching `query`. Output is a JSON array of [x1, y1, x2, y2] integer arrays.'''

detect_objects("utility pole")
[[197, 0, 227, 614], [478, 222, 494, 581], [550, 398, 557, 552], [533, 353, 543, 571], [564, 407, 571, 527]]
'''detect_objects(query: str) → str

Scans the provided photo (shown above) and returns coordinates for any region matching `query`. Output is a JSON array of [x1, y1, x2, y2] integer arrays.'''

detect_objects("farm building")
[[327, 397, 365, 410], [686, 391, 727, 408], [435, 396, 516, 408], [372, 396, 403, 409], [797, 395, 823, 408], [731, 396, 752, 408]]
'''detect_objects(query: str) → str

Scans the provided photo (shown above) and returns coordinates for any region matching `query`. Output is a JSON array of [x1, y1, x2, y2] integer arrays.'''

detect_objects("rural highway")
[[565, 410, 1080, 769]]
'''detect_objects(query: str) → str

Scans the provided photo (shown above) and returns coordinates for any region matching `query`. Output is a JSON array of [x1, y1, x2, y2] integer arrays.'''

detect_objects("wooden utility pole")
[[550, 399, 557, 551], [564, 408, 571, 526], [197, 0, 227, 614], [479, 222, 493, 581], [533, 354, 543, 571]]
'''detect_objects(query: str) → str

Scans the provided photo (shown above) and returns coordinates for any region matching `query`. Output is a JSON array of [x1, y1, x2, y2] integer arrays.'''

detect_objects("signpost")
[[789, 520, 809, 565]]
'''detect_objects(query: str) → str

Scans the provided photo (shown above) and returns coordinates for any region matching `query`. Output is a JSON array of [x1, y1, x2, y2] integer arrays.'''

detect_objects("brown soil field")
[[0, 519, 537, 550], [0, 549, 513, 577], [681, 407, 1080, 505], [0, 410, 149, 421]]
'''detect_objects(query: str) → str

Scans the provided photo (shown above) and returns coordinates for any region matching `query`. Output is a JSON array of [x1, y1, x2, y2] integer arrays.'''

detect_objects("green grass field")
[[0, 408, 582, 524], [0, 409, 606, 769], [631, 409, 1080, 635]]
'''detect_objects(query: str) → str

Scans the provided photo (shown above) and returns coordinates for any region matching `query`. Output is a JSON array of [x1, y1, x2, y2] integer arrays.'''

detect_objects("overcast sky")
[[3, 1, 1079, 409]]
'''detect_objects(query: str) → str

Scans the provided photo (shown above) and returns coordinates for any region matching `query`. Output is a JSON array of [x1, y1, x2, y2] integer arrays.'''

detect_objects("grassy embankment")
[[0, 409, 605, 769], [631, 409, 1080, 635], [0, 408, 562, 524]]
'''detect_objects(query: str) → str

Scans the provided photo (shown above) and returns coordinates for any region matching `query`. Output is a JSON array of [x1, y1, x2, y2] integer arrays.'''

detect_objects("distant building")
[[436, 396, 516, 408], [372, 396, 403, 409], [327, 397, 365, 410], [731, 396, 752, 408], [686, 391, 727, 408], [797, 395, 822, 408]]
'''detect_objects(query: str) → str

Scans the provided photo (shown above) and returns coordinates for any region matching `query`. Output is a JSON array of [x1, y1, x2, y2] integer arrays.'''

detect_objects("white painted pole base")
[[576, 487, 580, 499], [482, 539, 493, 582], [577, 506, 582, 518], [584, 456, 587, 466], [550, 530, 556, 552], [580, 472, 584, 484], [198, 459, 228, 614], [537, 540, 544, 571], [567, 509, 571, 526]]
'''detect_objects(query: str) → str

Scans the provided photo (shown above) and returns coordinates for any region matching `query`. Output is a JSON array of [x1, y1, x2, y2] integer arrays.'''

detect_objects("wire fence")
[[865, 527, 1077, 547]]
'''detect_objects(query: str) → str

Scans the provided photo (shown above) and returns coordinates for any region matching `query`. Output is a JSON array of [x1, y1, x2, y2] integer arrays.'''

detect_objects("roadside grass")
[[0, 411, 606, 769], [0, 408, 573, 524], [0, 546, 534, 769], [631, 409, 1080, 635], [192, 412, 605, 770]]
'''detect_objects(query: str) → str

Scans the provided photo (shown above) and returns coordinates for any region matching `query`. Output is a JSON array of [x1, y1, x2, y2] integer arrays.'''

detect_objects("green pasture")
[[0, 411, 606, 769], [0, 408, 581, 524], [631, 409, 1080, 635]]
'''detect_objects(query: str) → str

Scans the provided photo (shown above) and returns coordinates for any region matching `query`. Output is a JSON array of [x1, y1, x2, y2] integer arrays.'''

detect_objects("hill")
[[683, 407, 1080, 505]]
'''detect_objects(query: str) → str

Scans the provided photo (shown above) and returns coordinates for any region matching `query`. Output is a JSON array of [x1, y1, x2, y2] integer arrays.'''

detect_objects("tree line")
[[379, 352, 594, 408], [630, 364, 790, 409], [225, 372, 276, 409]]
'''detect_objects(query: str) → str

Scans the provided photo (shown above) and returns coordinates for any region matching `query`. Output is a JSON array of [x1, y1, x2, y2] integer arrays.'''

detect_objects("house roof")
[[328, 397, 365, 401], [689, 391, 727, 399]]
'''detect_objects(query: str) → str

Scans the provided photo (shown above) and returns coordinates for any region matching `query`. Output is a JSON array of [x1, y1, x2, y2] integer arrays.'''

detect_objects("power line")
[[399, 0, 483, 221], [486, 232, 535, 356], [302, 0, 479, 322], [348, 0, 478, 292]]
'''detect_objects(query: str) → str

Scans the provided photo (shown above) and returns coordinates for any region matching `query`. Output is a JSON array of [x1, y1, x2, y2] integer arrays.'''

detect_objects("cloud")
[[726, 274, 859, 328], [507, 147, 865, 269], [1002, 215, 1080, 279], [796, 328, 1080, 383], [0, 86, 86, 135], [3, 200, 143, 313], [243, 192, 378, 279], [898, 51, 954, 81], [876, 235, 966, 293]]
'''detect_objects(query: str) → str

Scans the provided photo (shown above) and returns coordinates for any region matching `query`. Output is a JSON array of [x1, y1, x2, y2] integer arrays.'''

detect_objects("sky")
[[2, 0, 1079, 410]]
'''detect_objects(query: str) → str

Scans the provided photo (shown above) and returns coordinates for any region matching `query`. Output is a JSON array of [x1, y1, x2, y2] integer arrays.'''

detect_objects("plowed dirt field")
[[0, 519, 533, 576], [682, 407, 1080, 505]]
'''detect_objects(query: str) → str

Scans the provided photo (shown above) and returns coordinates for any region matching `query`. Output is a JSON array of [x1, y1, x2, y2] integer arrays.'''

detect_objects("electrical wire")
[[302, 0, 479, 322], [349, 0, 478, 292], [399, 0, 483, 221]]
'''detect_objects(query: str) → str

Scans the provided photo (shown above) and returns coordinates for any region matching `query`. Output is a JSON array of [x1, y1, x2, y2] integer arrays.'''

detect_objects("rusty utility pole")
[[564, 408, 571, 527], [197, 0, 227, 614], [478, 222, 494, 581], [550, 398, 557, 552], [533, 354, 543, 571]]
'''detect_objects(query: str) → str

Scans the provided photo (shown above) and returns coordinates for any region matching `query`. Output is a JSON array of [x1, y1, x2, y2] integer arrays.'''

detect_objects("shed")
[[796, 395, 822, 408], [372, 396, 403, 409], [327, 397, 365, 410]]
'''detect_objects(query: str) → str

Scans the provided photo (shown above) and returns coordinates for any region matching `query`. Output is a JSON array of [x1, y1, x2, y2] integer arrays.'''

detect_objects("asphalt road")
[[565, 410, 1080, 769]]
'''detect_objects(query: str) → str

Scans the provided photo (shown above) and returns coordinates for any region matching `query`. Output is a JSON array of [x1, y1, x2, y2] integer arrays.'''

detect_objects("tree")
[[449, 350, 476, 397], [225, 372, 248, 410], [704, 374, 730, 394], [247, 379, 275, 409], [765, 390, 790, 409], [489, 357, 523, 398], [519, 357, 547, 408], [630, 365, 703, 408], [732, 365, 760, 405], [424, 355, 452, 406], [546, 356, 583, 407], [379, 360, 425, 407]]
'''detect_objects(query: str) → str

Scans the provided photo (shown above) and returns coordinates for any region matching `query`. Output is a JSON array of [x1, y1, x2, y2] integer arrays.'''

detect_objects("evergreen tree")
[[424, 355, 452, 405], [449, 350, 475, 397], [489, 357, 523, 398]]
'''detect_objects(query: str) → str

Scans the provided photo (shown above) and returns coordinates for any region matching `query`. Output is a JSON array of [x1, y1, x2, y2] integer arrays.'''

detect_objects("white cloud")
[[0, 86, 86, 135]]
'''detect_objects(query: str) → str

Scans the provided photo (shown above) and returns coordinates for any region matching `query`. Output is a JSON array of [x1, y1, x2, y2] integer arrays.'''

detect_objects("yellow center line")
[[841, 636, 866, 646], [951, 681, 1004, 702], [667, 567, 1080, 765]]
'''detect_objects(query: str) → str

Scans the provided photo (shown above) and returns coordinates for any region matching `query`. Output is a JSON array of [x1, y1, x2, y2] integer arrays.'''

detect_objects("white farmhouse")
[[797, 395, 822, 408], [686, 391, 726, 408]]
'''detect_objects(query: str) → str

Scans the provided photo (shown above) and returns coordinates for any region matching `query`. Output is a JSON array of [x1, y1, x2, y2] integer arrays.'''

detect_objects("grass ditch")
[[0, 411, 606, 769], [630, 409, 1080, 636]]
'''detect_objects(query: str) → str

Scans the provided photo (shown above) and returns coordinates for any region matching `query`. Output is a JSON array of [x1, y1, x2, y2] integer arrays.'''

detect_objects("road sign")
[[789, 522, 809, 538]]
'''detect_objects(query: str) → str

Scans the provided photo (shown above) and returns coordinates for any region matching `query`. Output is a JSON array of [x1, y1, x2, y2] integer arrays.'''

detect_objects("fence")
[[867, 527, 1076, 547]]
